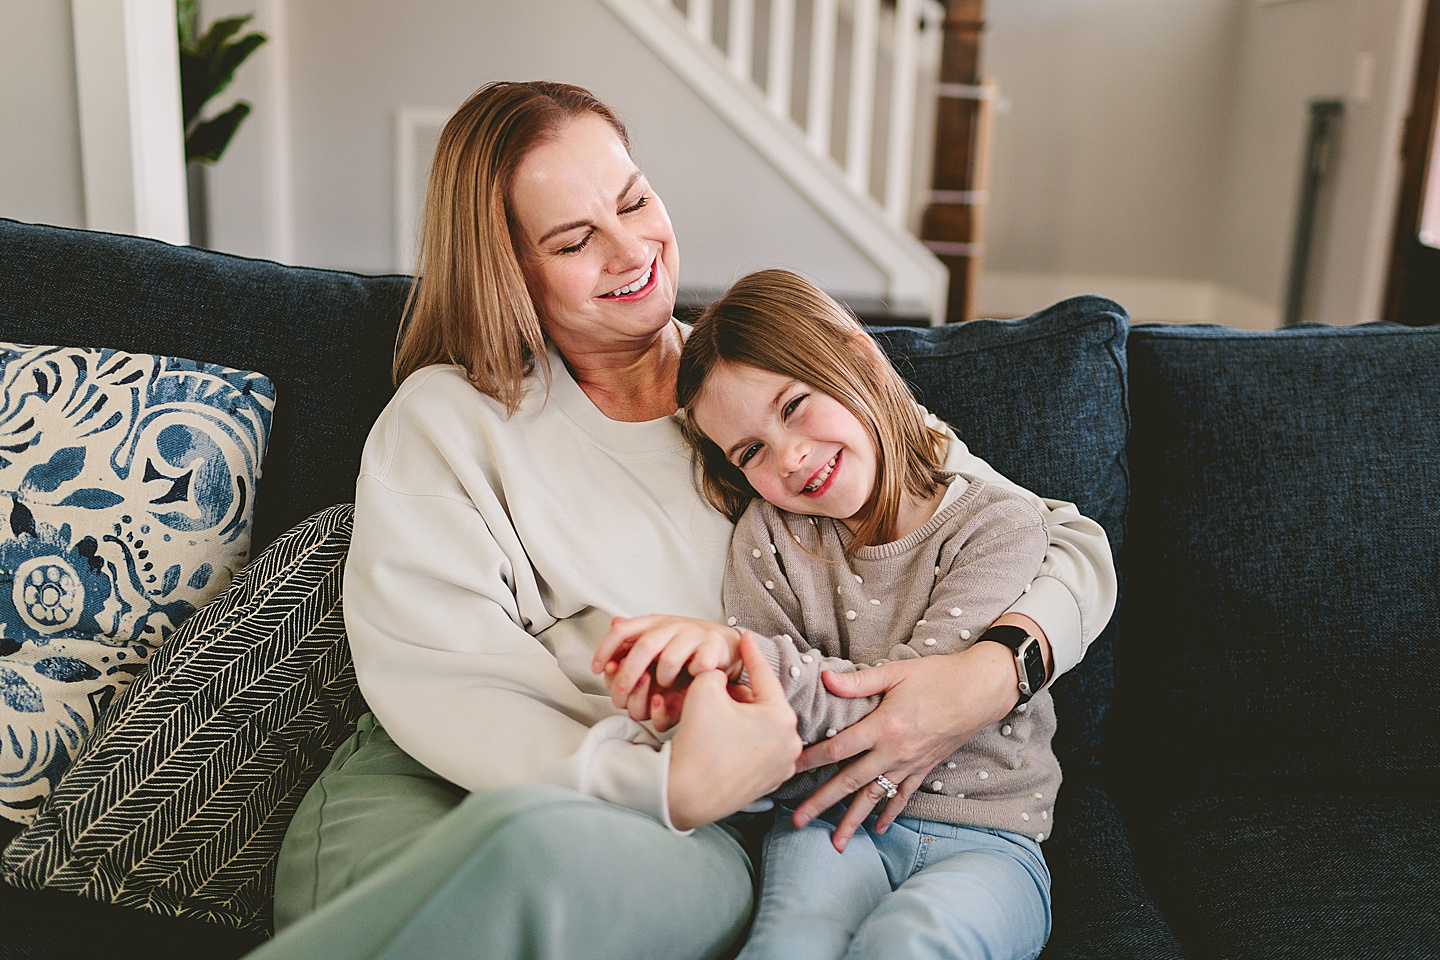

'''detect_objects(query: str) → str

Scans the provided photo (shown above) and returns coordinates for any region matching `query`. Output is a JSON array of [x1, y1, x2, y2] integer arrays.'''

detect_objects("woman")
[[249, 80, 1115, 960]]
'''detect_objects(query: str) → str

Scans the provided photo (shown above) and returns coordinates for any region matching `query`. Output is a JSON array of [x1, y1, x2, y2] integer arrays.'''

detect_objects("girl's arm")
[[725, 486, 1049, 745], [882, 483, 1050, 666], [930, 415, 1116, 679]]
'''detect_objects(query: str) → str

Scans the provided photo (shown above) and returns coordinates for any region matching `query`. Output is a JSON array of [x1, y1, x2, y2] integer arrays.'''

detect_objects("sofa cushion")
[[1118, 321, 1440, 787], [1, 504, 364, 932], [1042, 773, 1187, 960], [1132, 790, 1440, 960], [0, 218, 410, 553], [0, 343, 274, 823], [872, 295, 1130, 769]]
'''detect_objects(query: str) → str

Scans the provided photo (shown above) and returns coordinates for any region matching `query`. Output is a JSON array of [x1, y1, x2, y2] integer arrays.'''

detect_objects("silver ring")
[[874, 775, 899, 799]]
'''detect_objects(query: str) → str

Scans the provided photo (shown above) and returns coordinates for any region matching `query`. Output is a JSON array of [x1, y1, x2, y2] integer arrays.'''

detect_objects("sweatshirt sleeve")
[[889, 486, 1049, 664], [344, 387, 685, 832], [722, 506, 880, 745], [930, 412, 1116, 680]]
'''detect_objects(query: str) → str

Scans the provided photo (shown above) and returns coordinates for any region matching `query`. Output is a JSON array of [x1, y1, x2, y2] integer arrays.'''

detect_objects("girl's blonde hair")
[[393, 80, 630, 414], [677, 269, 948, 553]]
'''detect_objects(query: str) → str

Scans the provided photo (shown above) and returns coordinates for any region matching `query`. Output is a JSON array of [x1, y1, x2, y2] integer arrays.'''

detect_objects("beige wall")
[[0, 0, 85, 229], [984, 0, 1240, 285], [982, 0, 1422, 326], [205, 0, 888, 302], [3, 0, 1423, 326]]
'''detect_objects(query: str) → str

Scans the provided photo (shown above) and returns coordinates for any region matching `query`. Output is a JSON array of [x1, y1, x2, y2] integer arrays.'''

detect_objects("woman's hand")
[[667, 636, 801, 830], [593, 615, 744, 727], [792, 615, 1049, 850]]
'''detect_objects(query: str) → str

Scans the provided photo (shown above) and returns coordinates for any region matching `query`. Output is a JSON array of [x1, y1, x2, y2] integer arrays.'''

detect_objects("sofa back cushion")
[[0, 219, 409, 552], [873, 295, 1130, 769], [1118, 321, 1440, 788]]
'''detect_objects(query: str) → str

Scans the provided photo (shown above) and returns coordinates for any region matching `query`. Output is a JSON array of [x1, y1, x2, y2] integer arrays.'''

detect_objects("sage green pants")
[[246, 713, 755, 960]]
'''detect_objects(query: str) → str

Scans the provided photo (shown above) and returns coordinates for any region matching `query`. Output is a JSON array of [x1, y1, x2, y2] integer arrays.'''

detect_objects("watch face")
[[1018, 638, 1046, 694]]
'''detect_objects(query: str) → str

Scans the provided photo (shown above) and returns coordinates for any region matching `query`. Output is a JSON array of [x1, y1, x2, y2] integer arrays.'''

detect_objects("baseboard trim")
[[977, 273, 1281, 330]]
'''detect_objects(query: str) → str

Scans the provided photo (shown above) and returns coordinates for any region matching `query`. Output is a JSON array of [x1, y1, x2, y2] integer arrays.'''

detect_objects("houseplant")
[[178, 0, 267, 246]]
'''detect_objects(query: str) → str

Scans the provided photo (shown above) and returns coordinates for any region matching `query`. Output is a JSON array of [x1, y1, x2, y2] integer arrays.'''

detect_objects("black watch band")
[[977, 624, 1048, 706]]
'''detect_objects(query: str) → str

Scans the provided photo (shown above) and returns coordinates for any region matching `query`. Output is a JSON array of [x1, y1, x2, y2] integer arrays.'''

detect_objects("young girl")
[[596, 269, 1058, 960]]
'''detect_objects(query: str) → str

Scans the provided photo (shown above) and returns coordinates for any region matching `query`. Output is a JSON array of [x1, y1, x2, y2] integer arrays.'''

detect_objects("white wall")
[[1216, 0, 1423, 327], [0, 0, 86, 229], [205, 0, 887, 303], [4, 0, 1422, 326], [980, 0, 1421, 327], [984, 0, 1240, 284]]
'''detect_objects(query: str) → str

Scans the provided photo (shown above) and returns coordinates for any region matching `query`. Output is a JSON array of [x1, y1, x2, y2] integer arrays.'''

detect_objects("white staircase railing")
[[601, 0, 950, 322]]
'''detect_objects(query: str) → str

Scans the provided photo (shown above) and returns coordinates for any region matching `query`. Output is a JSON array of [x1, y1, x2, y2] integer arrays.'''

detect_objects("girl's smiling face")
[[691, 362, 877, 529]]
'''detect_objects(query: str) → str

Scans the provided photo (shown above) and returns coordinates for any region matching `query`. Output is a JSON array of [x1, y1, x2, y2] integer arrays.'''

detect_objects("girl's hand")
[[790, 640, 1022, 850], [667, 636, 801, 830], [593, 615, 744, 713]]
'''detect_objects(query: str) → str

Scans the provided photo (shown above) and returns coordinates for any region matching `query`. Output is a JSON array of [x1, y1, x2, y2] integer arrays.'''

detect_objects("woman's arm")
[[931, 415, 1116, 677], [348, 473, 681, 823], [346, 372, 801, 832]]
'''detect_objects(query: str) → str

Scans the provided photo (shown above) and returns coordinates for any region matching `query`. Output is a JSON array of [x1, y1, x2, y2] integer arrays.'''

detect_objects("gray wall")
[[3, 0, 1422, 327], [206, 0, 887, 301], [0, 0, 85, 229], [983, 0, 1420, 326], [984, 0, 1240, 284]]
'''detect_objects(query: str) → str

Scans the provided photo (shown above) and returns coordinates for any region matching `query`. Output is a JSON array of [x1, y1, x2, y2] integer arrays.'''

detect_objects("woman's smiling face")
[[508, 113, 680, 354], [691, 362, 878, 529]]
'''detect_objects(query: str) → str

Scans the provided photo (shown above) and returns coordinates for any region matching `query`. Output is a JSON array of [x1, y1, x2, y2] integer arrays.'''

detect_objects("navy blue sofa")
[[0, 218, 1435, 959]]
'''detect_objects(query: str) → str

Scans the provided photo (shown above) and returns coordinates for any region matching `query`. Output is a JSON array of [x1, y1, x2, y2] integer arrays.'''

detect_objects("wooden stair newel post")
[[920, 0, 990, 322]]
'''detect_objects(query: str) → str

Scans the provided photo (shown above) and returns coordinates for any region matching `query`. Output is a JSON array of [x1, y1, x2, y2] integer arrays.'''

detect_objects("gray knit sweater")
[[723, 474, 1062, 840]]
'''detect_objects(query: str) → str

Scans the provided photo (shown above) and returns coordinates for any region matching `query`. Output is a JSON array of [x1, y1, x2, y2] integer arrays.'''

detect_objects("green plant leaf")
[[179, 50, 211, 128], [205, 32, 267, 106], [185, 101, 252, 164], [176, 8, 267, 165], [194, 15, 253, 62], [177, 0, 200, 46]]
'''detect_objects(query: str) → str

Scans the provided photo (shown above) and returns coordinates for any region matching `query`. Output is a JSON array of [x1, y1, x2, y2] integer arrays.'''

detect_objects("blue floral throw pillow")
[[0, 343, 274, 822]]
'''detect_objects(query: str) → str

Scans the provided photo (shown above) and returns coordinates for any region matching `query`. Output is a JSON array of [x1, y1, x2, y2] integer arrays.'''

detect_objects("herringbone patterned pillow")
[[0, 503, 364, 933]]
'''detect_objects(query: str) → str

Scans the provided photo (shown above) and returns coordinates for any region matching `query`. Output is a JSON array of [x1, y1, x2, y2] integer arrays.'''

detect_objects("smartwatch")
[[977, 625, 1047, 706]]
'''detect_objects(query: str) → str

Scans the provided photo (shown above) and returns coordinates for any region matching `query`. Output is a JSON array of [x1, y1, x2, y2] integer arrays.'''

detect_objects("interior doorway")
[[1384, 0, 1440, 326]]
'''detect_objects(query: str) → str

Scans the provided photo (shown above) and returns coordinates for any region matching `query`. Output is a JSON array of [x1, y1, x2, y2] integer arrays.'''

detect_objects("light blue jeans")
[[736, 804, 1052, 960]]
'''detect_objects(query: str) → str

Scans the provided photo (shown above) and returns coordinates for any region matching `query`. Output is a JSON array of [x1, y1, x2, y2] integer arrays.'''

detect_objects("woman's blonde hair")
[[393, 80, 630, 413], [677, 269, 948, 553]]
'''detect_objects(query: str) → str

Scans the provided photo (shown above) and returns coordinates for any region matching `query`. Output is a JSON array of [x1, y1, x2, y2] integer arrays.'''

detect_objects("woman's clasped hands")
[[594, 615, 801, 830]]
